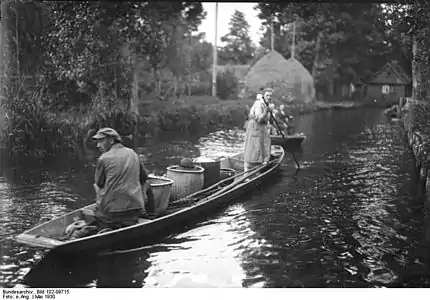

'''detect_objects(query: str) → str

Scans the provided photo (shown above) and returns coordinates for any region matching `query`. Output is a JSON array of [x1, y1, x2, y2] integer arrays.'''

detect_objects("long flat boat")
[[15, 145, 285, 254], [384, 106, 399, 118], [270, 133, 306, 149]]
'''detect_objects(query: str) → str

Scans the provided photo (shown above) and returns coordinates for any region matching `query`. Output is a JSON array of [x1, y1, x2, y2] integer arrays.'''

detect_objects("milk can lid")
[[194, 156, 215, 163]]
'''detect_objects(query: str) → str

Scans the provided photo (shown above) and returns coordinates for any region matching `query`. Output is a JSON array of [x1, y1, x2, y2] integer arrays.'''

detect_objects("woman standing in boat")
[[243, 88, 273, 171]]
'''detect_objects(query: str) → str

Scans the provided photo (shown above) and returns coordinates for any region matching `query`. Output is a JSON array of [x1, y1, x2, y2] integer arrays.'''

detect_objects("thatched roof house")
[[243, 50, 315, 103]]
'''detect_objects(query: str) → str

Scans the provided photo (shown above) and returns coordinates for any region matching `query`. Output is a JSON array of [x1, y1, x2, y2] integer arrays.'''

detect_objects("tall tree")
[[404, 2, 430, 100], [256, 3, 389, 97], [132, 2, 205, 97], [380, 3, 430, 100], [40, 2, 205, 102], [379, 5, 411, 79], [189, 33, 213, 73], [1, 1, 206, 108], [41, 2, 140, 103], [219, 10, 255, 65], [0, 0, 50, 130]]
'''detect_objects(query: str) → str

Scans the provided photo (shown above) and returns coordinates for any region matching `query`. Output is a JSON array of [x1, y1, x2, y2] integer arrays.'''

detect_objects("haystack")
[[244, 50, 315, 103]]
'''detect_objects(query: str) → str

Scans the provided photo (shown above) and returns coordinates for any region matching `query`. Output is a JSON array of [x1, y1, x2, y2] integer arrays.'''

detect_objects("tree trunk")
[[152, 65, 160, 98], [312, 33, 321, 79], [412, 35, 420, 100], [131, 69, 139, 114], [130, 53, 139, 115], [173, 75, 178, 95], [0, 0, 11, 129], [330, 81, 335, 100], [114, 66, 118, 99], [98, 81, 104, 102]]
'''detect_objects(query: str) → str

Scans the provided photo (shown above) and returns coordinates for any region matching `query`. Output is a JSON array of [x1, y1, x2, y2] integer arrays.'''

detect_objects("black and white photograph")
[[0, 0, 429, 292]]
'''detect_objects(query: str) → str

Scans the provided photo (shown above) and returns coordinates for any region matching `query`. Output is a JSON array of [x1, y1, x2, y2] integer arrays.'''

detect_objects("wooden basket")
[[166, 165, 204, 201], [147, 176, 174, 214]]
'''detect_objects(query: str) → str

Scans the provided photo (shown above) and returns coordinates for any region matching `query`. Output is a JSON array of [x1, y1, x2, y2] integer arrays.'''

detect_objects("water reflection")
[[197, 129, 244, 158], [20, 248, 152, 288], [21, 252, 98, 288], [97, 250, 151, 288], [144, 204, 263, 287], [135, 139, 201, 175]]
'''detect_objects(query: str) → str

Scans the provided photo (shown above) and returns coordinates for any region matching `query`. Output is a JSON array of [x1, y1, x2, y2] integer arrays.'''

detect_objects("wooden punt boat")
[[270, 133, 306, 149], [384, 105, 399, 118], [15, 145, 285, 254]]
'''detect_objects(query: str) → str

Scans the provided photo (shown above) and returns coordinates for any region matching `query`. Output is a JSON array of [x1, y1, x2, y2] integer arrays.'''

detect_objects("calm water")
[[0, 108, 429, 288]]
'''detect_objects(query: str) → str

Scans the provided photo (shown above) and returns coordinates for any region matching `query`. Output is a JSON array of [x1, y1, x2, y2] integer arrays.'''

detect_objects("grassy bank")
[[1, 94, 386, 157]]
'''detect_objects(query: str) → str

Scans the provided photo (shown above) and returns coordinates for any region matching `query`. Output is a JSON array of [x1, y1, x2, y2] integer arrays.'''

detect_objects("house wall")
[[366, 84, 406, 105]]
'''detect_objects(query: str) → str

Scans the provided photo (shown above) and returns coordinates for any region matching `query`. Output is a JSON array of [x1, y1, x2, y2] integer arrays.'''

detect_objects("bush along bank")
[[1, 91, 375, 157], [139, 100, 249, 137], [1, 94, 252, 157], [400, 98, 430, 245], [1, 89, 139, 157]]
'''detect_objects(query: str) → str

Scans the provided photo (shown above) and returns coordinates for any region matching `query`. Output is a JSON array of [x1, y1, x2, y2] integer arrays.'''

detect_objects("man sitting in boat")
[[267, 104, 289, 136], [91, 127, 152, 232], [279, 104, 288, 120], [268, 103, 279, 135], [278, 104, 295, 134]]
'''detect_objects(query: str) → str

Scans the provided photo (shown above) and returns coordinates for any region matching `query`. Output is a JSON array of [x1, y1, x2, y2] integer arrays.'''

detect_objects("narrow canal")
[[0, 108, 429, 287]]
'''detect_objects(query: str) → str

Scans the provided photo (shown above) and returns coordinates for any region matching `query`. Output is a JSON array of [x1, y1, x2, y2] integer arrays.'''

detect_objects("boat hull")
[[15, 146, 285, 254], [384, 105, 400, 118], [270, 133, 306, 149]]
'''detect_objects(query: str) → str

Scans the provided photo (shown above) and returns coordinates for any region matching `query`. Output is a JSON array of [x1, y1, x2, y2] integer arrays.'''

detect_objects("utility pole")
[[270, 18, 274, 51], [211, 2, 218, 97]]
